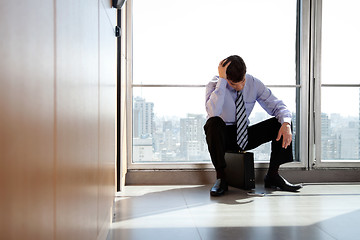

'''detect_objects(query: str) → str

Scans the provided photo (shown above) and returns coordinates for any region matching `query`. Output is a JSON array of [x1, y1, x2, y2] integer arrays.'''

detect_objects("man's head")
[[221, 55, 247, 83]]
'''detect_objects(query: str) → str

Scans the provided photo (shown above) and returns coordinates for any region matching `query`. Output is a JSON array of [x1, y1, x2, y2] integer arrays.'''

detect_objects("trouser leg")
[[204, 116, 294, 178], [204, 117, 240, 177], [245, 118, 301, 191], [204, 117, 227, 172], [245, 117, 293, 167]]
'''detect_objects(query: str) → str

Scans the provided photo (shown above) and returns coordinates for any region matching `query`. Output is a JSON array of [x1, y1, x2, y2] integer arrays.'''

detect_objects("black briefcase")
[[224, 152, 255, 190]]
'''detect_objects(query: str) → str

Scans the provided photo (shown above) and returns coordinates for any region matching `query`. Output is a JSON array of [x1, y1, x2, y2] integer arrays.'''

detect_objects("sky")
[[132, 0, 360, 118], [320, 0, 360, 117]]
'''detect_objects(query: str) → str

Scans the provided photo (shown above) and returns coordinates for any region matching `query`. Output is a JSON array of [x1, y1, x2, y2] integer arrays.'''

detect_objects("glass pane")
[[132, 87, 299, 163], [322, 0, 360, 84], [132, 87, 211, 163], [321, 87, 360, 161], [133, 0, 297, 85]]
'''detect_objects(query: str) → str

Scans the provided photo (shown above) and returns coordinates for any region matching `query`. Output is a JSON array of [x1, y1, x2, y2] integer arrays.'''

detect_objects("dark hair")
[[222, 55, 246, 83]]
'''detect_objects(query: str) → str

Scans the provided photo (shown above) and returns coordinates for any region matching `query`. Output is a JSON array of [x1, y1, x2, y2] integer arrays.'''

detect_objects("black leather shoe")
[[210, 179, 228, 196], [264, 174, 302, 192]]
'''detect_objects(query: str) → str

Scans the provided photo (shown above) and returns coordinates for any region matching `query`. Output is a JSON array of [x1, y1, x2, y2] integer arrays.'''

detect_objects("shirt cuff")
[[281, 117, 292, 125]]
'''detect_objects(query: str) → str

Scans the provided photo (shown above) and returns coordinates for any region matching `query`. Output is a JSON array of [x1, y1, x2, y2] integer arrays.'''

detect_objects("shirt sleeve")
[[254, 77, 292, 125], [205, 76, 228, 118]]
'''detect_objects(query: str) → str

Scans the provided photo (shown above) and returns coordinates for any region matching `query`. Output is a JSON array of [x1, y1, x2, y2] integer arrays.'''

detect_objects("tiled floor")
[[107, 184, 360, 240]]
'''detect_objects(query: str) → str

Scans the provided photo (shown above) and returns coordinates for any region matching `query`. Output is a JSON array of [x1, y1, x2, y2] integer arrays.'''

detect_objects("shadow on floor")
[[108, 209, 360, 240], [112, 185, 276, 222]]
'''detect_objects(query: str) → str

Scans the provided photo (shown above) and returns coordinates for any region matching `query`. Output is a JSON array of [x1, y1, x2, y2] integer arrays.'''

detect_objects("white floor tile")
[[108, 184, 360, 240]]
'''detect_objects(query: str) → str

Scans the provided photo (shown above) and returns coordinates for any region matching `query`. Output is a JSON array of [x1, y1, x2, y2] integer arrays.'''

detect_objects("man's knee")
[[270, 117, 292, 132], [271, 117, 282, 131], [204, 116, 226, 133]]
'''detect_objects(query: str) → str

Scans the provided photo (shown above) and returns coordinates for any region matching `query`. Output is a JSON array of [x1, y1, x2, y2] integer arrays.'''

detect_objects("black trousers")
[[204, 116, 293, 171]]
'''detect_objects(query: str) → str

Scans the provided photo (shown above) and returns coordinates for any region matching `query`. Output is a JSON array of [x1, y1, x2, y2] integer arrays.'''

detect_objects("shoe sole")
[[264, 183, 302, 192], [210, 191, 224, 197], [210, 188, 228, 197]]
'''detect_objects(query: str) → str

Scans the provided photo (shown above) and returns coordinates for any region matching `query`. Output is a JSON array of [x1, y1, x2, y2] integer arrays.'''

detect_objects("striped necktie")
[[236, 91, 248, 150]]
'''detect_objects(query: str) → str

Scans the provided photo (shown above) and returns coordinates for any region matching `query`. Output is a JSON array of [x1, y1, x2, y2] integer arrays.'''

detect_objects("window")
[[128, 0, 303, 167], [315, 0, 360, 166]]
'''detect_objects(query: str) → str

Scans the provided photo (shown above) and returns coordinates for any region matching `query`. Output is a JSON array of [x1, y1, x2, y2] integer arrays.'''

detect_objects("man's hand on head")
[[218, 59, 246, 91], [218, 60, 230, 79], [276, 122, 292, 149]]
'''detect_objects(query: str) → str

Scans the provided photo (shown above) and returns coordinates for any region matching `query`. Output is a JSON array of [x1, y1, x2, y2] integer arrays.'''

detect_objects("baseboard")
[[125, 168, 360, 185]]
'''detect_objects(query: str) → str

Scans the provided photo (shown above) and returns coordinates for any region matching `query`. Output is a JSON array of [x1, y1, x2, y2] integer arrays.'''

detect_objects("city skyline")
[[132, 94, 360, 162]]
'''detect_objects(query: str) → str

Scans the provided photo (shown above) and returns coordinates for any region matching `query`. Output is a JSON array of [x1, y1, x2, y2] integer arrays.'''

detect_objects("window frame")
[[312, 0, 360, 168], [124, 0, 310, 170]]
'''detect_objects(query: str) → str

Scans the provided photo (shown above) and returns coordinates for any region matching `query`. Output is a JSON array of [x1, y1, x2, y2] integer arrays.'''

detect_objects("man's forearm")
[[205, 77, 227, 117]]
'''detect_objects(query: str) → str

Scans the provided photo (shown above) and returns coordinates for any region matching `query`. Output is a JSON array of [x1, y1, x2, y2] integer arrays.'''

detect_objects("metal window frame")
[[125, 0, 310, 170], [312, 0, 360, 168]]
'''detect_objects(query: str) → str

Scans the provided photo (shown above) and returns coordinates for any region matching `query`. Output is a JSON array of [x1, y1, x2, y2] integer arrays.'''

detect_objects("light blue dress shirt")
[[205, 74, 292, 126]]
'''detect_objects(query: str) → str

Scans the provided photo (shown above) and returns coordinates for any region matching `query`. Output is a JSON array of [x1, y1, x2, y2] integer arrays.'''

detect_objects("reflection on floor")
[[107, 184, 360, 240]]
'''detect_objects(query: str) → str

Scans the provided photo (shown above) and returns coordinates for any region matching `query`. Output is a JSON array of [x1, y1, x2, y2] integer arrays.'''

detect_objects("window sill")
[[125, 168, 360, 185]]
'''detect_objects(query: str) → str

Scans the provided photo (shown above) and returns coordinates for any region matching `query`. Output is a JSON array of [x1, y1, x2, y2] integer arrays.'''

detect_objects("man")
[[204, 55, 302, 196]]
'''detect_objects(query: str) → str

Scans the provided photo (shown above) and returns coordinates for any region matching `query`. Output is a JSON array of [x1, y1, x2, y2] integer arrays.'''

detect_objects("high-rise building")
[[133, 138, 154, 162], [163, 120, 172, 132], [321, 113, 340, 159], [133, 97, 154, 138], [340, 121, 359, 159], [133, 97, 155, 162], [152, 118, 180, 161], [180, 114, 208, 161]]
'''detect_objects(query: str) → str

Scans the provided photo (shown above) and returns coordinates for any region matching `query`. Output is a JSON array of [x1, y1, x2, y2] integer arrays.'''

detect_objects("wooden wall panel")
[[0, 1, 55, 240], [0, 1, 116, 239], [55, 0, 100, 239], [98, 0, 117, 238]]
